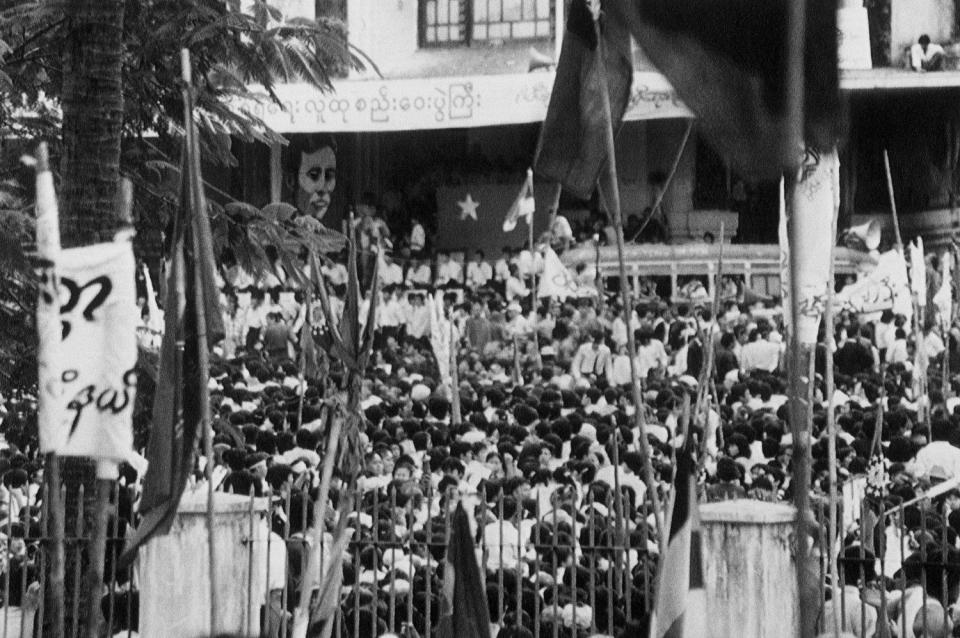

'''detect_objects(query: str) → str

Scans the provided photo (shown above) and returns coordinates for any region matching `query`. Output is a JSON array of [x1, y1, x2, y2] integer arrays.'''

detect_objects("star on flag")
[[458, 193, 479, 221]]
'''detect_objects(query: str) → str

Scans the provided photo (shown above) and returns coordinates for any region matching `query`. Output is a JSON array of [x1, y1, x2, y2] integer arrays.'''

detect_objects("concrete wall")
[[891, 0, 955, 62], [348, 0, 419, 70]]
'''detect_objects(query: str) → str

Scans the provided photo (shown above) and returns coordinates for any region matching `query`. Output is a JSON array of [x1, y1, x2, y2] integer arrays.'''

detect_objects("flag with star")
[[435, 181, 552, 255]]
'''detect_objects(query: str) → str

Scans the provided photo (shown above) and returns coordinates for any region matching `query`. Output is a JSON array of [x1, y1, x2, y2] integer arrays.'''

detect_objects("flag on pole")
[[934, 250, 953, 329], [502, 168, 536, 232], [607, 0, 841, 179], [533, 0, 633, 200], [120, 81, 224, 566], [649, 441, 705, 638], [909, 237, 927, 309], [435, 503, 490, 638]]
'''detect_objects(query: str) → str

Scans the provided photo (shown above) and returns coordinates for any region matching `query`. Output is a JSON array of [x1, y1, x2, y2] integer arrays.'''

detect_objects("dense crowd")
[[3, 210, 960, 637]]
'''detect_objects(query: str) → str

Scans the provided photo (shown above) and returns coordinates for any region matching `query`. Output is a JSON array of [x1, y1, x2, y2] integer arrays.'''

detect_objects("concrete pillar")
[[699, 500, 799, 638], [139, 492, 271, 638]]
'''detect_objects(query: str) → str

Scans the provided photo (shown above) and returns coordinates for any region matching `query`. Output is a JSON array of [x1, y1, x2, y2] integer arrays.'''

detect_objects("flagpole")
[[181, 49, 219, 637], [884, 151, 929, 435], [35, 141, 66, 638], [593, 11, 666, 552], [824, 194, 842, 638]]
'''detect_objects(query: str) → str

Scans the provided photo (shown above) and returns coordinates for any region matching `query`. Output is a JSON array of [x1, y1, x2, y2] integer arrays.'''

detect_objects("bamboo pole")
[[593, 17, 666, 551], [824, 184, 842, 638], [884, 150, 929, 436], [181, 49, 218, 637], [35, 141, 65, 638]]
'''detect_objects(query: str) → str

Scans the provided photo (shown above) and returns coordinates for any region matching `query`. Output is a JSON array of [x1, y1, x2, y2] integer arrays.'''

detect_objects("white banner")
[[836, 249, 912, 319], [780, 148, 840, 344], [538, 246, 589, 300], [934, 250, 953, 328], [38, 241, 137, 459], [238, 71, 692, 133]]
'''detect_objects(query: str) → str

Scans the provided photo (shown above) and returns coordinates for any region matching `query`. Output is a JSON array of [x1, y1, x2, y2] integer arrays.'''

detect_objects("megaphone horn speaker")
[[528, 47, 555, 72], [844, 220, 881, 251]]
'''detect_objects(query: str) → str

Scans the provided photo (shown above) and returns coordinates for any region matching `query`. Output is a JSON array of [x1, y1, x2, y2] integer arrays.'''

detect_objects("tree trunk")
[[53, 1, 125, 635], [60, 0, 125, 248]]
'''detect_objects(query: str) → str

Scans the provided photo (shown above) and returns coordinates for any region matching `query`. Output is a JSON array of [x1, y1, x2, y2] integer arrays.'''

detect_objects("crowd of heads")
[[4, 197, 960, 636]]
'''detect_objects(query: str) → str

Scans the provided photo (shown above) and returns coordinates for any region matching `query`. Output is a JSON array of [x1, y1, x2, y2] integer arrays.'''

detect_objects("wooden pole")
[[181, 49, 218, 637], [450, 317, 462, 425], [593, 16, 666, 551], [884, 150, 929, 435], [81, 178, 132, 638], [824, 186, 842, 638], [35, 141, 66, 638]]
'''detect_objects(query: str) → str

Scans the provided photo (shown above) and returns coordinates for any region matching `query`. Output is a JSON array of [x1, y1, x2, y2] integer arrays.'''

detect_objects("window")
[[419, 0, 554, 47]]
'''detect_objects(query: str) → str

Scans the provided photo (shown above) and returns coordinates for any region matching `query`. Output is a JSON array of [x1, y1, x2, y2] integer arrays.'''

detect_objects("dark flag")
[[533, 0, 633, 201], [119, 82, 223, 568], [650, 442, 705, 637], [608, 0, 841, 178], [436, 503, 490, 638]]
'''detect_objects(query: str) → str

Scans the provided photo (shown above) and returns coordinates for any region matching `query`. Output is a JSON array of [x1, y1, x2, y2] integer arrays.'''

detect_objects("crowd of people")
[[4, 196, 960, 637]]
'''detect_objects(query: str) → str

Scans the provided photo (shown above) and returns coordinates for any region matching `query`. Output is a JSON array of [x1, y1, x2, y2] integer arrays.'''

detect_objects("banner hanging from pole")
[[779, 148, 840, 344], [38, 241, 138, 459]]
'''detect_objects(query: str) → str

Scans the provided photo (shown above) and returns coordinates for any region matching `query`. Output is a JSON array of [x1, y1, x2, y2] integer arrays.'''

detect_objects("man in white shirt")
[[405, 259, 432, 287], [435, 251, 462, 286], [740, 328, 780, 372], [911, 34, 945, 71], [912, 417, 960, 479], [570, 332, 613, 381], [465, 250, 493, 290], [378, 252, 404, 287], [404, 292, 431, 340]]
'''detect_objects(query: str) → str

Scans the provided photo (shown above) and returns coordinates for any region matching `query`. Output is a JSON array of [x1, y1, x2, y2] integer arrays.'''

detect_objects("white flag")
[[538, 246, 588, 300], [909, 237, 927, 309], [836, 249, 912, 320], [934, 251, 952, 329], [38, 241, 138, 459]]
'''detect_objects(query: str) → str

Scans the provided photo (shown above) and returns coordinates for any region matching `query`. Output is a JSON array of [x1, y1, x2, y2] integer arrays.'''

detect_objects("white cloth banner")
[[909, 237, 927, 308], [38, 241, 137, 459], [836, 249, 913, 319], [238, 71, 693, 133], [538, 246, 588, 300], [779, 148, 840, 344], [934, 251, 953, 329]]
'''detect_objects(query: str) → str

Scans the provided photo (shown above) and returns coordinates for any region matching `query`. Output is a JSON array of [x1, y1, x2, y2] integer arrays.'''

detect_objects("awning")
[[238, 71, 693, 134]]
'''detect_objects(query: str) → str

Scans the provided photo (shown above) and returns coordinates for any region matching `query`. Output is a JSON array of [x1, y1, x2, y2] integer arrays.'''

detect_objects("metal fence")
[[0, 480, 657, 638], [4, 479, 956, 638]]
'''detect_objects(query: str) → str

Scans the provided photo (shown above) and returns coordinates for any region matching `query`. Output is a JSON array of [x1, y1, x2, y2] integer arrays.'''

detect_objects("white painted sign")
[[38, 241, 137, 459], [238, 71, 692, 133]]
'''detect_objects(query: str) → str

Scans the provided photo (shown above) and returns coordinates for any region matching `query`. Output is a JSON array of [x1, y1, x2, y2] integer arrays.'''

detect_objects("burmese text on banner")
[[39, 240, 137, 459]]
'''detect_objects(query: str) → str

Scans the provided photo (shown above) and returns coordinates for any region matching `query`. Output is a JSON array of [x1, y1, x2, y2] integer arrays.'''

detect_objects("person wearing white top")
[[466, 250, 493, 289], [378, 253, 404, 286], [435, 251, 462, 286], [494, 249, 512, 281], [405, 260, 432, 287], [912, 417, 960, 479], [911, 34, 945, 71], [505, 265, 530, 301]]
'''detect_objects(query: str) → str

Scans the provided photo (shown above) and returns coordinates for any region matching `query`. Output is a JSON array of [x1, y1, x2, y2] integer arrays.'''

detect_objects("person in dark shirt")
[[835, 324, 874, 377], [715, 332, 739, 382], [464, 302, 492, 351]]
